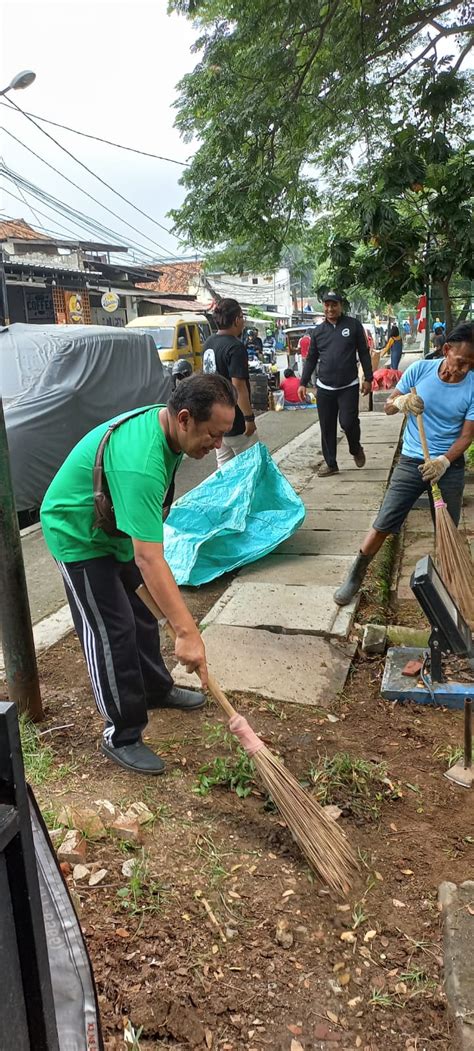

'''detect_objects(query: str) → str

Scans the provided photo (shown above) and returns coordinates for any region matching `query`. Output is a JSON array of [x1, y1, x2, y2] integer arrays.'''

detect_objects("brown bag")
[[92, 407, 176, 537]]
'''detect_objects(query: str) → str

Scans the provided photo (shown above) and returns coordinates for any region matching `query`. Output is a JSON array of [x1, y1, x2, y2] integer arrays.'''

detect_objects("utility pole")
[[424, 277, 431, 357], [0, 399, 43, 719], [0, 249, 10, 326]]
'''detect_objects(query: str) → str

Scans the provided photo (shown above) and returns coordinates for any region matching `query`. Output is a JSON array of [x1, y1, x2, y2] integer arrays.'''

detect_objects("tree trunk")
[[437, 278, 453, 333]]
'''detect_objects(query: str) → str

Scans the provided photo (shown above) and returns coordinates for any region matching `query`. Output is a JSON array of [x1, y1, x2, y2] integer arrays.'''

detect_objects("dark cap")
[[323, 291, 343, 303]]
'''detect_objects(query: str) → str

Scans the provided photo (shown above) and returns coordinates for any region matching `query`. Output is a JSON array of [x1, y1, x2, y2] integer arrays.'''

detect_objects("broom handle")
[[136, 583, 237, 720], [410, 386, 431, 462]]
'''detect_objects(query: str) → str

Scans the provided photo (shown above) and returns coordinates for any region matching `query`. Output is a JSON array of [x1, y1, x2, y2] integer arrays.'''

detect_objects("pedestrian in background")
[[298, 292, 373, 477], [296, 328, 312, 376], [381, 325, 403, 370], [202, 298, 258, 466], [280, 368, 301, 404]]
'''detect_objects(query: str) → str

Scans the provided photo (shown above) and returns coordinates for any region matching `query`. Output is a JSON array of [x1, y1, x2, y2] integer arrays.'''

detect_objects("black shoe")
[[102, 739, 165, 775], [353, 446, 366, 469], [148, 685, 206, 712], [317, 463, 339, 477]]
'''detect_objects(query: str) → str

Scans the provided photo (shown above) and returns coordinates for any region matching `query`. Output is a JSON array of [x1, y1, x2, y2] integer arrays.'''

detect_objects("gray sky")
[[0, 0, 199, 261]]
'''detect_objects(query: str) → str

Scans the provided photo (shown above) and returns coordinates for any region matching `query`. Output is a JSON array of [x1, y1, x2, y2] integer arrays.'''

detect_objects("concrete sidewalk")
[[1, 408, 319, 673], [4, 374, 409, 684], [174, 407, 405, 708]]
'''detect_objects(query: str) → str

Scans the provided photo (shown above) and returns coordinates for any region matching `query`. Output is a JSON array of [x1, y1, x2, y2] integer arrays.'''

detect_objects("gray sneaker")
[[317, 463, 339, 478]]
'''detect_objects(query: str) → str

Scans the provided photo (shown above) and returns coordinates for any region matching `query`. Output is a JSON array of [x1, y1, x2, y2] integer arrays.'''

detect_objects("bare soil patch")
[[33, 572, 471, 1051]]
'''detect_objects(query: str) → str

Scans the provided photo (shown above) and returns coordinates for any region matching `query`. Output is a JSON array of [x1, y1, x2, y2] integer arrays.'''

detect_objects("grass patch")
[[374, 534, 397, 607], [19, 716, 75, 786], [116, 849, 165, 915], [466, 442, 474, 470], [305, 752, 402, 821]]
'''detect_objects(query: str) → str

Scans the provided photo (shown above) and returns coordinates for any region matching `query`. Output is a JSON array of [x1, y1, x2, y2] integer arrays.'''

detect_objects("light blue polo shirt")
[[397, 359, 474, 459]]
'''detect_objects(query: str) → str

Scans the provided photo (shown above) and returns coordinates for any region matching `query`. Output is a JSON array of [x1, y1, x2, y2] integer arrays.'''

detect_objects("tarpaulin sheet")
[[1, 323, 171, 512], [164, 442, 305, 585]]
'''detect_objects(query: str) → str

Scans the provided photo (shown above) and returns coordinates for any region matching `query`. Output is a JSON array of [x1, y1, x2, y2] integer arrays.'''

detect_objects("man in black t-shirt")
[[203, 298, 259, 466]]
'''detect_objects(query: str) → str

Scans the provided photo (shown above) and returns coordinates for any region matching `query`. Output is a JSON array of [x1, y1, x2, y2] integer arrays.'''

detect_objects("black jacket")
[[301, 315, 373, 388]]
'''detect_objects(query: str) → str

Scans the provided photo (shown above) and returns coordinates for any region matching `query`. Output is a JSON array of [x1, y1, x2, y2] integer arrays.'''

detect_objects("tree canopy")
[[169, 0, 473, 317]]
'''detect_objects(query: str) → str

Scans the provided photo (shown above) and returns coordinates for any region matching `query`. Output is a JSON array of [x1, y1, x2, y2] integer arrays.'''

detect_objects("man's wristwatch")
[[244, 414, 255, 422]]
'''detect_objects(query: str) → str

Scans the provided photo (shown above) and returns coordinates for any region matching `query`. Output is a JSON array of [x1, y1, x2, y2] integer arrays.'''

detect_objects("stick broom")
[[137, 583, 359, 896], [412, 387, 474, 628]]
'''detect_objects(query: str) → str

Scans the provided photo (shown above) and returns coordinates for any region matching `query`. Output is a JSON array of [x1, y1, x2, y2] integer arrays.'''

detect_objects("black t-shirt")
[[202, 333, 251, 436]]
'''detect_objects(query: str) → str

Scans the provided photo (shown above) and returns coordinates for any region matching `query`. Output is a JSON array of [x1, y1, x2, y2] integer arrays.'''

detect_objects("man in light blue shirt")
[[334, 323, 474, 605]]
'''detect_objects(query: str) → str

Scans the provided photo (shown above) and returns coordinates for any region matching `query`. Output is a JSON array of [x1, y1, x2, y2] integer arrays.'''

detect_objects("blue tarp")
[[164, 442, 305, 585]]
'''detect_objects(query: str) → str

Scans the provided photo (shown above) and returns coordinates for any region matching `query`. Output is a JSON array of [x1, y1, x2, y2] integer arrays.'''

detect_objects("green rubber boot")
[[334, 552, 373, 606]]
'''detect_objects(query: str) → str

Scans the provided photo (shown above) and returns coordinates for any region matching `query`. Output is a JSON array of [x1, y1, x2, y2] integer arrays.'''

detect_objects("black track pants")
[[316, 384, 361, 468], [56, 556, 173, 746]]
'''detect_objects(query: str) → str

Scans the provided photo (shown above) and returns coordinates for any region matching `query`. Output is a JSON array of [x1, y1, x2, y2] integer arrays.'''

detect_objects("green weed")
[[351, 904, 368, 929], [369, 990, 400, 1008], [19, 716, 75, 786], [40, 805, 62, 830], [202, 721, 235, 750], [196, 832, 230, 883], [116, 850, 165, 915], [194, 748, 255, 799], [305, 752, 402, 821], [432, 743, 463, 766], [124, 1019, 143, 1048]]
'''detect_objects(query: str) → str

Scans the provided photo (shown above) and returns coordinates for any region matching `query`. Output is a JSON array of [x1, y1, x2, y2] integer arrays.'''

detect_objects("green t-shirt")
[[40, 406, 182, 563]]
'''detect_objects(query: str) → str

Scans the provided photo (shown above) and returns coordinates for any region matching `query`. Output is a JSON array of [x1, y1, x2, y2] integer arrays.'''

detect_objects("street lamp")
[[0, 65, 43, 719], [0, 69, 36, 327], [0, 69, 36, 97]]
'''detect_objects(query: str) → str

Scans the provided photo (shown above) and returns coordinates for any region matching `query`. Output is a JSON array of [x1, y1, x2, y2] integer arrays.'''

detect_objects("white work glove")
[[419, 455, 450, 483], [392, 392, 424, 415]]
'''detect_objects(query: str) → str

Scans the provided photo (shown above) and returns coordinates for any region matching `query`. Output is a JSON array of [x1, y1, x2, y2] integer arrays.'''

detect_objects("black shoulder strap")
[[93, 406, 158, 501]]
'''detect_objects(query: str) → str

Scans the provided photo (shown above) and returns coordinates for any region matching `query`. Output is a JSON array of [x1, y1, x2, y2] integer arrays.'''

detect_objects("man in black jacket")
[[298, 293, 373, 476]]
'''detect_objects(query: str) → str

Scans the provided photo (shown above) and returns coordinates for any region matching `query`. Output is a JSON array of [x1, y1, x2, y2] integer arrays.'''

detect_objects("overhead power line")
[[1, 124, 178, 260], [1, 174, 201, 282], [0, 100, 190, 167], [3, 96, 182, 256], [0, 166, 160, 263]]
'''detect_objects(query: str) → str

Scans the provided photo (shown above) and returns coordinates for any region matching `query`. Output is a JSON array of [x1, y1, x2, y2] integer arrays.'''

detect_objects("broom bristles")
[[253, 745, 359, 896], [435, 503, 474, 629]]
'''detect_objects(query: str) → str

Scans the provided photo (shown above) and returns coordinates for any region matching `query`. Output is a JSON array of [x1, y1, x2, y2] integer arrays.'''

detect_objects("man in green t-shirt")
[[41, 373, 237, 776]]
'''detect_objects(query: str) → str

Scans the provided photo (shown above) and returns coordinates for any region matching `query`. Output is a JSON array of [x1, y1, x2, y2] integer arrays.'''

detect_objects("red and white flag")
[[416, 294, 427, 333]]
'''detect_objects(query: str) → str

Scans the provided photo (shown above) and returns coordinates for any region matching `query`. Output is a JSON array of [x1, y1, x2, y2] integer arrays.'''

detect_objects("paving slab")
[[337, 449, 396, 468], [275, 530, 364, 556], [173, 625, 357, 707], [298, 510, 373, 531], [203, 580, 357, 638], [20, 525, 65, 624], [438, 881, 474, 1050], [302, 481, 385, 510], [327, 468, 391, 482], [239, 554, 353, 586]]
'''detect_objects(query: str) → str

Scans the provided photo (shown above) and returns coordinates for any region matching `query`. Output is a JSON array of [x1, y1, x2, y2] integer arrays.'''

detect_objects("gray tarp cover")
[[1, 323, 171, 511]]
